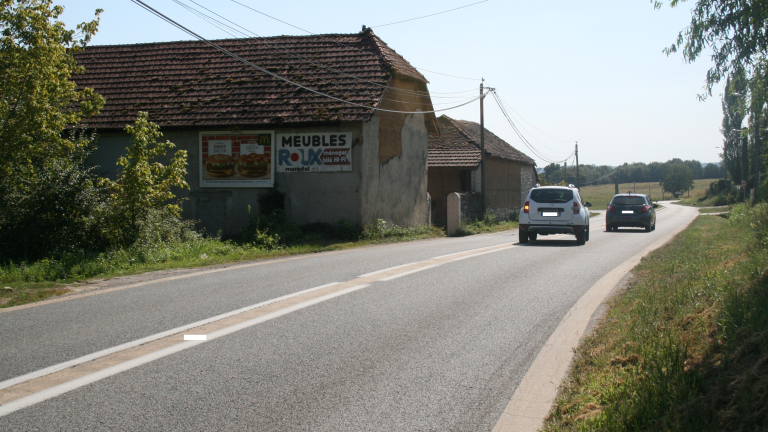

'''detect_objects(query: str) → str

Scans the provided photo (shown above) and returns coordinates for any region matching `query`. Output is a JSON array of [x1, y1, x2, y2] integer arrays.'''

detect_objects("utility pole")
[[564, 162, 567, 185], [480, 80, 486, 212], [615, 169, 619, 195], [575, 142, 580, 190]]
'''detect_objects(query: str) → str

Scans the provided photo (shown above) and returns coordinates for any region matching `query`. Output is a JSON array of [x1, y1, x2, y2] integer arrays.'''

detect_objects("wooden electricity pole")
[[480, 81, 486, 211], [564, 162, 567, 185], [575, 142, 580, 190]]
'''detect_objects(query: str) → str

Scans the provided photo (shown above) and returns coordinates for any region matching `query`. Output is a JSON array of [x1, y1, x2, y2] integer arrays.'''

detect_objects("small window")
[[530, 189, 573, 203], [611, 196, 647, 205]]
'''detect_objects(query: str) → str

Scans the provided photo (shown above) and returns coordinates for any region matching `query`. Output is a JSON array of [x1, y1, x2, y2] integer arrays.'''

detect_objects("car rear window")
[[530, 189, 573, 203], [611, 196, 647, 205]]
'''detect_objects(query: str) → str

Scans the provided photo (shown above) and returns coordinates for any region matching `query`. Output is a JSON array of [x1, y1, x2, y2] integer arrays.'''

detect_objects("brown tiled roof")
[[428, 115, 536, 168], [73, 29, 428, 130], [428, 115, 481, 168]]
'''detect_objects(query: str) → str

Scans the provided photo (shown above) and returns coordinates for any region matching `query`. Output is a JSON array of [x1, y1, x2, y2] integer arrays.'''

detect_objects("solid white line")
[[0, 282, 340, 391], [378, 264, 440, 282], [0, 284, 371, 418], [445, 246, 514, 262], [357, 262, 418, 278], [183, 335, 207, 341]]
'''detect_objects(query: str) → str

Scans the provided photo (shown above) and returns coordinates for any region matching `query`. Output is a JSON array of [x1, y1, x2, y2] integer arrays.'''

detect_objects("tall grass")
[[543, 203, 768, 431], [580, 179, 715, 209]]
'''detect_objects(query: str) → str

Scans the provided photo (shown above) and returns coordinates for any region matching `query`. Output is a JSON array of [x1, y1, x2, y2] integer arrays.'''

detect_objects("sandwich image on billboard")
[[200, 131, 274, 187], [276, 132, 352, 172]]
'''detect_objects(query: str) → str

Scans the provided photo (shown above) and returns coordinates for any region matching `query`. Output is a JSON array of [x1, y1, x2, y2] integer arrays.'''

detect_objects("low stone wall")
[[457, 192, 483, 222], [487, 207, 518, 221]]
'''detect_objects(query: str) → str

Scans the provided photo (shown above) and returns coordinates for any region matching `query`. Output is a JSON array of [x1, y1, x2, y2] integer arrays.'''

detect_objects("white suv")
[[518, 184, 592, 245]]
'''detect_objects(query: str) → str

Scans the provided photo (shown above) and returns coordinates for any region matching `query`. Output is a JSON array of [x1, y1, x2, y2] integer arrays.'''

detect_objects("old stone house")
[[427, 115, 537, 226], [74, 28, 439, 235]]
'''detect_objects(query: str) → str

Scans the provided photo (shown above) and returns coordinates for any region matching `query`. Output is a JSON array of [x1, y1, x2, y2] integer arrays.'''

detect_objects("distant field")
[[579, 179, 716, 208]]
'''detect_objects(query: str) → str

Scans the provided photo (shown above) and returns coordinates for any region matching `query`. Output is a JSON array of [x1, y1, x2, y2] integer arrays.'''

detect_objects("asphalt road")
[[0, 203, 698, 431]]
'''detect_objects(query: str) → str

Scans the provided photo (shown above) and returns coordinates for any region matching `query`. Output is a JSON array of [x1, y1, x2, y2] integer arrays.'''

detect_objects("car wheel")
[[585, 226, 590, 241], [529, 232, 538, 241], [645, 224, 651, 232], [576, 229, 586, 245], [652, 223, 656, 231], [519, 228, 528, 244]]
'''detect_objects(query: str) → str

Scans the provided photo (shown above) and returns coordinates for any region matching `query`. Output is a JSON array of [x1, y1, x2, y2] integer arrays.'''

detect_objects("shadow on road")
[[518, 240, 581, 247]]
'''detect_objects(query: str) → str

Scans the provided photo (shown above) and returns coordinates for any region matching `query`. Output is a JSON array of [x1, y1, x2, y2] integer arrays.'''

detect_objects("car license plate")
[[542, 211, 559, 217], [622, 210, 633, 214]]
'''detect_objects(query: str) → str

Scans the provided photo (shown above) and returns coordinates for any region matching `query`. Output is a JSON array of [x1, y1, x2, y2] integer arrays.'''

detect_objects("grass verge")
[[542, 203, 768, 431], [0, 224, 447, 308], [454, 212, 518, 236], [580, 179, 714, 209], [698, 207, 729, 214], [0, 214, 516, 309]]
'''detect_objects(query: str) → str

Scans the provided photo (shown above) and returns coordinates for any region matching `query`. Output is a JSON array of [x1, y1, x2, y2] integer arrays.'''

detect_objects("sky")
[[55, 0, 726, 168]]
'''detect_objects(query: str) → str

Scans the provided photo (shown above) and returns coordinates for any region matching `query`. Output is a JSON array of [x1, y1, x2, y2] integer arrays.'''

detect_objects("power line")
[[229, 0, 482, 82], [489, 90, 573, 165], [371, 1, 489, 28], [174, 0, 475, 102], [131, 0, 481, 115], [498, 97, 575, 143]]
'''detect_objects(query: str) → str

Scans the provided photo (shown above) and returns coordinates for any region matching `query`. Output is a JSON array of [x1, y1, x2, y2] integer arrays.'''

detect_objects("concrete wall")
[[359, 72, 435, 227], [87, 72, 437, 234], [89, 123, 365, 236], [520, 164, 537, 207], [485, 157, 522, 220], [360, 114, 429, 227]]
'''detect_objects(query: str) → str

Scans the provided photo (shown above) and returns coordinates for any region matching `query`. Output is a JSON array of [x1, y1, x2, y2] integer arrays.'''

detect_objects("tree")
[[101, 112, 189, 245], [0, 1, 105, 261], [655, 0, 768, 98], [0, 0, 104, 180], [660, 163, 695, 195], [721, 71, 747, 183], [703, 163, 721, 178]]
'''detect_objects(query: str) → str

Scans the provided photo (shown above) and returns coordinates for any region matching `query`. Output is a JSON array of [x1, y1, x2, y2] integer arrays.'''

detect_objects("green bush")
[[360, 219, 436, 241], [0, 140, 110, 262], [713, 195, 728, 206], [728, 203, 768, 248]]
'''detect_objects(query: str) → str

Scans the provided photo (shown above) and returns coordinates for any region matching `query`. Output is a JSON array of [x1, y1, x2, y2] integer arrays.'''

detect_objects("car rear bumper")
[[519, 224, 588, 235], [605, 212, 653, 228]]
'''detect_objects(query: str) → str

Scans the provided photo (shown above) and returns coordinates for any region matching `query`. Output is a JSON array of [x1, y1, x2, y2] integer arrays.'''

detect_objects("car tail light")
[[641, 205, 650, 213], [524, 201, 529, 213], [573, 201, 580, 214], [608, 205, 615, 213]]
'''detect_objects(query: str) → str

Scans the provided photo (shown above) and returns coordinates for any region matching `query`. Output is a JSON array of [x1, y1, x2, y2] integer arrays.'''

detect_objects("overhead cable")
[[174, 0, 475, 101], [371, 1, 489, 28], [580, 169, 619, 186], [229, 0, 481, 82], [490, 90, 573, 165], [131, 0, 481, 115], [497, 97, 575, 143]]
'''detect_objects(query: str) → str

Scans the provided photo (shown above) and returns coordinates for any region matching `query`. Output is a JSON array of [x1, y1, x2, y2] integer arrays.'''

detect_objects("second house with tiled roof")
[[427, 115, 537, 226], [75, 28, 438, 235]]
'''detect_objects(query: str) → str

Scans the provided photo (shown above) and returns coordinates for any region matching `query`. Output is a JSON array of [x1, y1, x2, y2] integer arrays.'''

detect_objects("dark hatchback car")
[[605, 193, 657, 232]]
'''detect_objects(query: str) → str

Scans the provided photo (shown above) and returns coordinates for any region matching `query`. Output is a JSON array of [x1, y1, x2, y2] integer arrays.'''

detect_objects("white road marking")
[[0, 282, 340, 392], [0, 284, 370, 417], [1, 238, 550, 417], [378, 264, 440, 281]]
